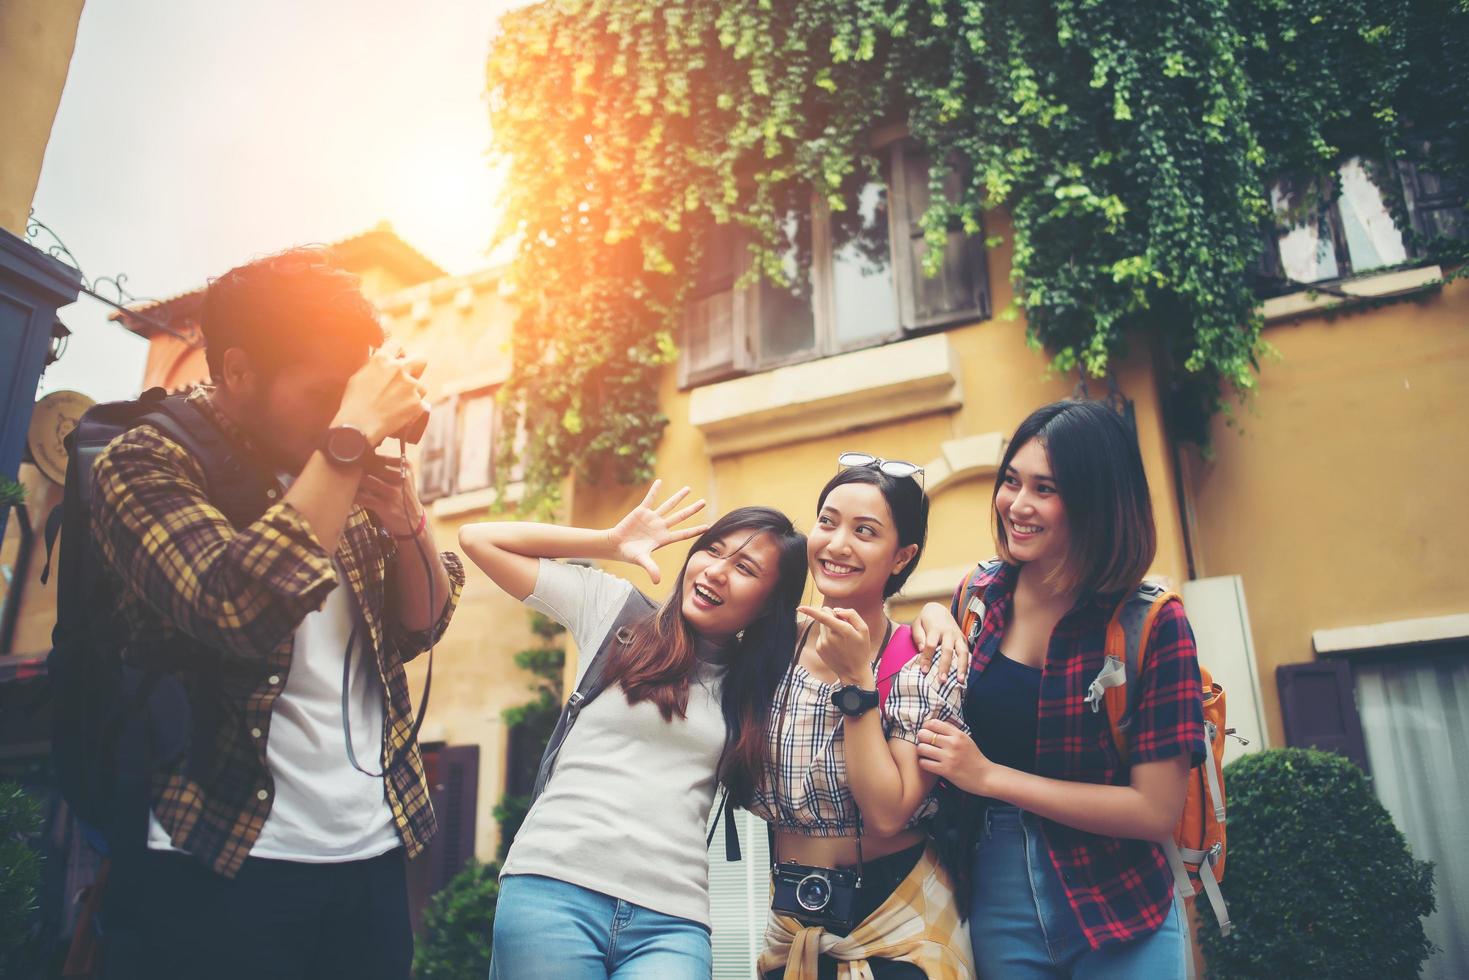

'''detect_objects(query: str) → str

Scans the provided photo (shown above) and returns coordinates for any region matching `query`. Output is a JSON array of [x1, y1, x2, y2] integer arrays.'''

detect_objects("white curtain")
[[1356, 653, 1469, 980]]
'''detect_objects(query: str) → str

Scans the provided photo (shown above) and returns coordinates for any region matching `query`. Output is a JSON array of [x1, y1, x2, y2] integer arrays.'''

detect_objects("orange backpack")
[[952, 564, 1233, 936]]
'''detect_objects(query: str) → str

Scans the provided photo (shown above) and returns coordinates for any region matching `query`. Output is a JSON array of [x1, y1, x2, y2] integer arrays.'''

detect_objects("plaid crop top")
[[749, 631, 968, 836]]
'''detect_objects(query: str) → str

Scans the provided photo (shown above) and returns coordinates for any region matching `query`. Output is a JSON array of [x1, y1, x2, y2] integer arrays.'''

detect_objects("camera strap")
[[342, 448, 439, 778]]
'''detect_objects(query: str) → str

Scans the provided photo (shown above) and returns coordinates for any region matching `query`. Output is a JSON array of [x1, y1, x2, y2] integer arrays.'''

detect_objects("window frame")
[[1260, 154, 1466, 295], [417, 385, 503, 504], [679, 136, 990, 389]]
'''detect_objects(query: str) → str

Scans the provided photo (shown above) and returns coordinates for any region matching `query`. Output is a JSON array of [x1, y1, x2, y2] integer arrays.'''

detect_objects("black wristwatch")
[[830, 684, 880, 718], [321, 425, 370, 467]]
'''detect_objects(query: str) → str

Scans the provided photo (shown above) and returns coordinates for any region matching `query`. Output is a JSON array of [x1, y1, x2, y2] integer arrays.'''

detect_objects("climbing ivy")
[[487, 0, 1469, 514]]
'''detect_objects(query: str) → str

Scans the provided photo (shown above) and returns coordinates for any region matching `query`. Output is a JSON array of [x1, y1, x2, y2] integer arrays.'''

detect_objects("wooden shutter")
[[453, 390, 496, 494], [416, 395, 458, 502], [680, 223, 749, 388], [1277, 660, 1370, 772], [426, 744, 481, 894], [1397, 153, 1469, 251], [889, 140, 991, 331]]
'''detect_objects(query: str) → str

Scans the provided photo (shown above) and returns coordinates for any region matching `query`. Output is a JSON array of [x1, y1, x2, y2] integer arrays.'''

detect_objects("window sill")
[[428, 482, 523, 520], [687, 333, 963, 457], [1313, 613, 1469, 657], [1261, 264, 1443, 324]]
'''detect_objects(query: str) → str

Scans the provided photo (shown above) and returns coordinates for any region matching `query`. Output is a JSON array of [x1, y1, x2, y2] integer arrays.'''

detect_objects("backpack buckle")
[[566, 691, 586, 717]]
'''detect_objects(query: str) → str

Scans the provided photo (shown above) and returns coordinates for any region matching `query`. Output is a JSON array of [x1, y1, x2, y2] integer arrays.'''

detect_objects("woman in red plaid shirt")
[[914, 400, 1206, 979]]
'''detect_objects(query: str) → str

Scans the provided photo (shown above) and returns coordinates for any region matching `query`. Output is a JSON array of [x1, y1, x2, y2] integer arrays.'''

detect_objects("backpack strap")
[[138, 396, 274, 529], [529, 588, 658, 805], [952, 557, 1004, 650], [1095, 583, 1181, 761], [704, 786, 742, 862], [874, 624, 919, 711]]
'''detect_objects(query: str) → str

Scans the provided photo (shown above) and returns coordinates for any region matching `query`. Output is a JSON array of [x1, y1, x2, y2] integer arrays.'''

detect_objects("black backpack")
[[43, 387, 273, 854]]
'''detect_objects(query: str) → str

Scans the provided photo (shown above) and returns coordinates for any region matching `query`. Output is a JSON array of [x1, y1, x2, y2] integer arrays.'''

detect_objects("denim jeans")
[[968, 807, 1188, 980], [489, 874, 713, 980]]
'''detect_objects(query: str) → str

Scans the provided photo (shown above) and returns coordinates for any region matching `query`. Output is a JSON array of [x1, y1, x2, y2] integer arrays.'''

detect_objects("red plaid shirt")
[[962, 560, 1205, 949]]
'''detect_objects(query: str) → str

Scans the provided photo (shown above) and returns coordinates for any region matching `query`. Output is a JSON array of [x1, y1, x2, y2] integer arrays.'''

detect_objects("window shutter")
[[681, 223, 749, 387], [417, 395, 458, 502], [1277, 660, 1370, 771], [453, 390, 496, 494], [707, 807, 772, 979], [890, 140, 991, 330], [1397, 154, 1469, 251], [426, 744, 481, 894]]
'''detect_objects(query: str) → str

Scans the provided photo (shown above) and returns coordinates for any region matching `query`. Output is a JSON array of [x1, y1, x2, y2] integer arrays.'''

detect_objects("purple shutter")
[[1277, 660, 1370, 771], [426, 744, 480, 894]]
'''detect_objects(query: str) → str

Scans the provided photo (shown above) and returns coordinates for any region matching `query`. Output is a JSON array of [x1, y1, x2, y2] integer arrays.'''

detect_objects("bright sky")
[[33, 0, 520, 403]]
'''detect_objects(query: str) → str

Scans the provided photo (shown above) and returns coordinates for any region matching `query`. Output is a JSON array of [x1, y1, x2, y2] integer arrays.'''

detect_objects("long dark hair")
[[601, 506, 807, 806], [993, 399, 1156, 597], [815, 465, 930, 597]]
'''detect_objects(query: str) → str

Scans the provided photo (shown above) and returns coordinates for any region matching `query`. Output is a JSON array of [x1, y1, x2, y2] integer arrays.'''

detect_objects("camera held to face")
[[770, 859, 860, 932]]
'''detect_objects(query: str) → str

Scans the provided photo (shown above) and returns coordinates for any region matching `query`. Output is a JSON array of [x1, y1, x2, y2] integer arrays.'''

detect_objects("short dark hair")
[[816, 464, 929, 598], [200, 247, 383, 381], [993, 399, 1156, 596]]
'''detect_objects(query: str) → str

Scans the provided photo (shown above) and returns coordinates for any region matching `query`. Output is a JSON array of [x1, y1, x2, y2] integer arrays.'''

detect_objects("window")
[[680, 139, 990, 387], [1262, 155, 1467, 291], [417, 388, 506, 502]]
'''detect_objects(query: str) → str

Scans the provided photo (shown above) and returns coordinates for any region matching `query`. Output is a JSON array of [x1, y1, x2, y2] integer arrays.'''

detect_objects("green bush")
[[414, 859, 499, 980], [0, 782, 43, 957], [1199, 748, 1436, 979]]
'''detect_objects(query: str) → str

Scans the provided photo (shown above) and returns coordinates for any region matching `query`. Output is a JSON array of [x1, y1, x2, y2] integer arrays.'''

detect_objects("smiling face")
[[679, 530, 783, 639], [808, 481, 917, 605], [995, 437, 1071, 571]]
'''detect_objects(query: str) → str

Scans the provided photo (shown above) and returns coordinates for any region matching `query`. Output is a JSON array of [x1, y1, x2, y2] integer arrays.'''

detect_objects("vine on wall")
[[487, 0, 1469, 514]]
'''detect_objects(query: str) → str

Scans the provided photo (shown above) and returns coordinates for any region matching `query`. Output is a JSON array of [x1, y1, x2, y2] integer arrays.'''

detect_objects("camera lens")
[[796, 873, 832, 912]]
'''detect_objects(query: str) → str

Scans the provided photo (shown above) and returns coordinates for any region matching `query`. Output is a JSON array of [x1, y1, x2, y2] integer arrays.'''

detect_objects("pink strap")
[[875, 624, 919, 711]]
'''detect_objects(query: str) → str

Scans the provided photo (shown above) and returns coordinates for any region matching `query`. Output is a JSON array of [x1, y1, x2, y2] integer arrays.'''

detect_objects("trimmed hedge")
[[413, 859, 499, 980], [1199, 748, 1435, 979]]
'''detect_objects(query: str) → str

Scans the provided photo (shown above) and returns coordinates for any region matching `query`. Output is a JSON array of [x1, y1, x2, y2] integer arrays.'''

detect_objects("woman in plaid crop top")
[[751, 457, 976, 980], [914, 400, 1205, 979]]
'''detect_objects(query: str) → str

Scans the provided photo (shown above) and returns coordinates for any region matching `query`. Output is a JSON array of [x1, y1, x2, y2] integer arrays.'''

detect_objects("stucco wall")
[[0, 0, 86, 233], [1185, 276, 1469, 744]]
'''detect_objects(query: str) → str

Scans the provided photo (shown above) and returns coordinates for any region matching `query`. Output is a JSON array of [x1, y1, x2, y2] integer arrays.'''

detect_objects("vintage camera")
[[770, 860, 860, 932]]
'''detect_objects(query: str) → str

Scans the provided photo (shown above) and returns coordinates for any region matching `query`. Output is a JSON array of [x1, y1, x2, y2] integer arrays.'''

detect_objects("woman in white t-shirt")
[[459, 482, 807, 979]]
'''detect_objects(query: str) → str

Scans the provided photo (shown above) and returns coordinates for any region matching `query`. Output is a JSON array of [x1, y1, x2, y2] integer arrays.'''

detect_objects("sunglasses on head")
[[837, 451, 925, 488]]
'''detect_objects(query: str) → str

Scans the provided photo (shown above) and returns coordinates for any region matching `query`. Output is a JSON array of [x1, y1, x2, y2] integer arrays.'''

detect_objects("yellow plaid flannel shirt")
[[90, 389, 464, 877]]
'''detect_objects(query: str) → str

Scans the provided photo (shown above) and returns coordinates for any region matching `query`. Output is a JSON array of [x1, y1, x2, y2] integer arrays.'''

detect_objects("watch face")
[[326, 426, 368, 463]]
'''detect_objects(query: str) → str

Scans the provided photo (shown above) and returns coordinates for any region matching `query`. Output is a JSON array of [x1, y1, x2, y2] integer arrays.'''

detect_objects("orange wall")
[[1185, 277, 1469, 744]]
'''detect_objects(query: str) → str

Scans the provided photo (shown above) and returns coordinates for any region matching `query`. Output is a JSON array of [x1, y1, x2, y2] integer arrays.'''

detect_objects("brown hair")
[[993, 399, 1156, 597], [201, 247, 383, 381], [599, 506, 807, 806]]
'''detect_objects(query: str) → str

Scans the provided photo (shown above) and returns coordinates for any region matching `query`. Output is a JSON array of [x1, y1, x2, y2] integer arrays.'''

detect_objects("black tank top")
[[964, 651, 1042, 778]]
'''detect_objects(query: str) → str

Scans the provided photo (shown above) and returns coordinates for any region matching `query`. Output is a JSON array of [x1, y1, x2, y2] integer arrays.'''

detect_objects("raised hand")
[[797, 605, 876, 689], [606, 480, 709, 583]]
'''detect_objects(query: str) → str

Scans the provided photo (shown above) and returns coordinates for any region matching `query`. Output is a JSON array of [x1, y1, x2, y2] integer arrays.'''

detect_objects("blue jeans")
[[968, 807, 1188, 980], [489, 874, 712, 980]]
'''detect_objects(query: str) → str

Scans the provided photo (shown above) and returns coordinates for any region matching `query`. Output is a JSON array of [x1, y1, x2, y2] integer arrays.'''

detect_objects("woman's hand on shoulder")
[[606, 480, 710, 583], [911, 601, 968, 689], [797, 605, 875, 688]]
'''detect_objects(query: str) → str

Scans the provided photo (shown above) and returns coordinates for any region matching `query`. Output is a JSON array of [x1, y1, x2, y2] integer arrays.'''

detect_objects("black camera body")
[[770, 860, 860, 932]]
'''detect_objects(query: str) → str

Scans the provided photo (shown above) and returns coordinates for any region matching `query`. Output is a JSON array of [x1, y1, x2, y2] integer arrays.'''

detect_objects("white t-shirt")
[[147, 558, 400, 862], [500, 559, 731, 927]]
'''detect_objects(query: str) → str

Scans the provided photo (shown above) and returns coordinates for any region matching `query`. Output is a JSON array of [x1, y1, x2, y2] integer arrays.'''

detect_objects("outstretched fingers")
[[665, 498, 707, 528], [654, 485, 692, 516]]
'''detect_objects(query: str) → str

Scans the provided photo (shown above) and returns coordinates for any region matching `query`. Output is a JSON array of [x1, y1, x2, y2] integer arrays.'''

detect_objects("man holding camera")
[[90, 248, 463, 979]]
